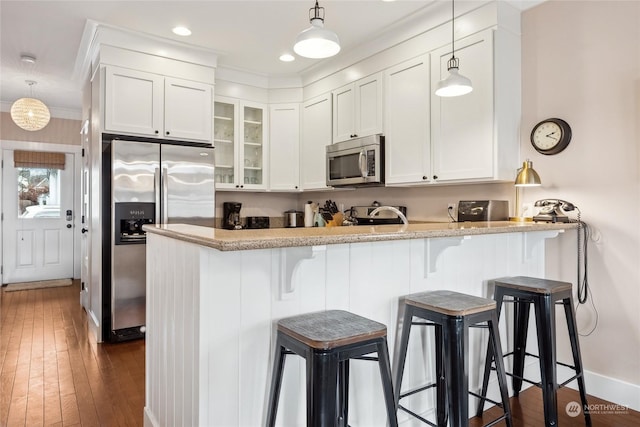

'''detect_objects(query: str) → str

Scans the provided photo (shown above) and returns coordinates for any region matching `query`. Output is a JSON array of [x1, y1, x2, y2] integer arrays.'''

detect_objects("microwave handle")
[[359, 149, 368, 178]]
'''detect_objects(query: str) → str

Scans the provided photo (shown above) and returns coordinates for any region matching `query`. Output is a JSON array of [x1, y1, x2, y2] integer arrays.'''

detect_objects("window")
[[17, 167, 61, 218]]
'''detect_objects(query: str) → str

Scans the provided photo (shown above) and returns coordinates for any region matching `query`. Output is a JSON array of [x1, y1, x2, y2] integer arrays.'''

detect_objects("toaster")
[[457, 200, 509, 222]]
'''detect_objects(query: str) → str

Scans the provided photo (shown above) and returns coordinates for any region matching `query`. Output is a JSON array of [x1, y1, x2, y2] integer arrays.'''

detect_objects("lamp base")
[[509, 216, 534, 222]]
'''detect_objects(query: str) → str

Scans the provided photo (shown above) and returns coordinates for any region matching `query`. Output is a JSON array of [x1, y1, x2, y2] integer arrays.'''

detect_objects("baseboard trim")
[[144, 407, 159, 427], [566, 370, 640, 412]]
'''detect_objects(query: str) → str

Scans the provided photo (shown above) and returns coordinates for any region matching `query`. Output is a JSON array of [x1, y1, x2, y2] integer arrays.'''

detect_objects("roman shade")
[[14, 150, 65, 169]]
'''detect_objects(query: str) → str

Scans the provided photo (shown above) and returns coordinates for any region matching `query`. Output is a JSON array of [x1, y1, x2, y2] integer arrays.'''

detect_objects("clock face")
[[531, 118, 571, 155]]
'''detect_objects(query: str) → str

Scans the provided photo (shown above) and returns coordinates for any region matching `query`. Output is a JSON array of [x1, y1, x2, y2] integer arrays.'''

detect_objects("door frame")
[[0, 140, 82, 284]]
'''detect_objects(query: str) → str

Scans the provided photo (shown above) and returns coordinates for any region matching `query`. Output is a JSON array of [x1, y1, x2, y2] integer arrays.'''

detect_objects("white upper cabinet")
[[104, 67, 163, 137], [164, 78, 212, 142], [269, 104, 300, 191], [430, 30, 495, 182], [385, 26, 520, 186], [213, 97, 239, 189], [332, 72, 383, 143], [214, 97, 268, 191], [301, 94, 332, 191], [104, 66, 212, 143], [385, 55, 431, 185]]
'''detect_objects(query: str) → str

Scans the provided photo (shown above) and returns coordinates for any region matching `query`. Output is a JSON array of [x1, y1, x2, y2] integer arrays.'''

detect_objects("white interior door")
[[2, 150, 75, 284]]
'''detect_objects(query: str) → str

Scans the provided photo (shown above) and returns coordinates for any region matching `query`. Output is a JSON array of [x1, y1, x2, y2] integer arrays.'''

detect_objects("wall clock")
[[530, 118, 572, 155]]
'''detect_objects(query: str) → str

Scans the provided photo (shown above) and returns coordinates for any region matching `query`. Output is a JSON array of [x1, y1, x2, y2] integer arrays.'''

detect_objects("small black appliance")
[[223, 202, 243, 229]]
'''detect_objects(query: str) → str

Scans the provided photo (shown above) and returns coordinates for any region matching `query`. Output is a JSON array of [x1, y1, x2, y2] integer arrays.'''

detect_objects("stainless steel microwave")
[[326, 134, 384, 187]]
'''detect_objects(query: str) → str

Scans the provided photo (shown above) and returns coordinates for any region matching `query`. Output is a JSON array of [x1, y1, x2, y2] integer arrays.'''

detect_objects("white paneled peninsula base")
[[143, 222, 574, 427]]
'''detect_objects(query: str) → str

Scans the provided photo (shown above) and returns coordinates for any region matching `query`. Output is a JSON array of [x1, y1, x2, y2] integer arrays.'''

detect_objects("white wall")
[[521, 0, 640, 405]]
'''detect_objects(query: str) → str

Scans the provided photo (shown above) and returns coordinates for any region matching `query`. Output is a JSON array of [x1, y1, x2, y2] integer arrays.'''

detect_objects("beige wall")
[[522, 0, 640, 390], [0, 112, 81, 145]]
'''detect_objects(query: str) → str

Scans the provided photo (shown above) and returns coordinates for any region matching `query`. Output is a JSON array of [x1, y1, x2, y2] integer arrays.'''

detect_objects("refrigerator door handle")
[[162, 167, 169, 224], [154, 167, 161, 224]]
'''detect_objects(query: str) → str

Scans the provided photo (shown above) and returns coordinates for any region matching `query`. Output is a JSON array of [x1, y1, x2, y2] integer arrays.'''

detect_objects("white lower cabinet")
[[269, 104, 300, 191], [301, 94, 332, 191]]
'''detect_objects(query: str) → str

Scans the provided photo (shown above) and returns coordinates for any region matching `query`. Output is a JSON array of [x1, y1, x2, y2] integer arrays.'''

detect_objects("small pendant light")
[[294, 0, 341, 59], [435, 0, 473, 97], [11, 80, 51, 132]]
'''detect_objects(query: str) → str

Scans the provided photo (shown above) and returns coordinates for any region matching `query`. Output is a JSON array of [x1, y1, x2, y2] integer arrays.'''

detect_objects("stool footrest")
[[398, 405, 437, 427], [399, 383, 437, 400], [483, 413, 510, 427], [469, 391, 503, 408]]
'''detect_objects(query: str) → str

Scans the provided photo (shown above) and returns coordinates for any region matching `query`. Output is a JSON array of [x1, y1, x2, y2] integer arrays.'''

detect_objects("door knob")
[[81, 228, 89, 233]]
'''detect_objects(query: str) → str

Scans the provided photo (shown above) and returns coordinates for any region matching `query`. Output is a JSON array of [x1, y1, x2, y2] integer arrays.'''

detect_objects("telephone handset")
[[533, 199, 576, 223]]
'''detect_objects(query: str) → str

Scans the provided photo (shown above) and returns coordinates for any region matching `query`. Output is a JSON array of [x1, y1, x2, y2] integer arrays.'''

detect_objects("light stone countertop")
[[143, 221, 577, 252]]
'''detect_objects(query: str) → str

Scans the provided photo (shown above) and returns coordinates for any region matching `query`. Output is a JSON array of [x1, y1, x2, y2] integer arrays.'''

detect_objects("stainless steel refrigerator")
[[102, 138, 215, 341]]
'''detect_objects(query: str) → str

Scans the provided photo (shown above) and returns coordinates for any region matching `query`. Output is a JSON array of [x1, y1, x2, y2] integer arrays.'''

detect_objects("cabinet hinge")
[[82, 148, 85, 157], [81, 215, 85, 224]]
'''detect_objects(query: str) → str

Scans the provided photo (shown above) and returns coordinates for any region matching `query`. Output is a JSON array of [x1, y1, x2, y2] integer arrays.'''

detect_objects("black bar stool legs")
[[266, 310, 398, 427], [477, 276, 592, 427], [393, 291, 512, 427]]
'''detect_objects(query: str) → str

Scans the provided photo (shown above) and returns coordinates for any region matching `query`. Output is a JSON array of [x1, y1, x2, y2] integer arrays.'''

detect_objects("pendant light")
[[294, 0, 341, 59], [11, 80, 51, 132], [435, 0, 473, 97]]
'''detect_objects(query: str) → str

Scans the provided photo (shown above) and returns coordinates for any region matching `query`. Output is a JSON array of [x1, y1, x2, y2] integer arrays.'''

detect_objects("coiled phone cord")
[[573, 208, 599, 335]]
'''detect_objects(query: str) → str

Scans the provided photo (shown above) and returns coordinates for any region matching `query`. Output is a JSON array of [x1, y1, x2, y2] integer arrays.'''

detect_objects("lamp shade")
[[435, 67, 473, 97], [294, 18, 340, 59], [10, 97, 51, 131], [514, 160, 541, 187]]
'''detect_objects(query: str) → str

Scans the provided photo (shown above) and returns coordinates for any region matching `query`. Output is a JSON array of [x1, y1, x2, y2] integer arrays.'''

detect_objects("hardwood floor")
[[1, 281, 638, 426], [1, 281, 144, 427]]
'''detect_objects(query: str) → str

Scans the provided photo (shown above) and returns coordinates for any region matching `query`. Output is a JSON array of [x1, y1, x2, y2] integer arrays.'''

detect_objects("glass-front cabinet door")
[[214, 98, 238, 189], [240, 101, 267, 190]]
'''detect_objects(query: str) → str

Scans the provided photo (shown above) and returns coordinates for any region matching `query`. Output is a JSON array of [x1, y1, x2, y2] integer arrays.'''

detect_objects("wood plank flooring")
[[1, 281, 144, 427], [2, 280, 639, 426]]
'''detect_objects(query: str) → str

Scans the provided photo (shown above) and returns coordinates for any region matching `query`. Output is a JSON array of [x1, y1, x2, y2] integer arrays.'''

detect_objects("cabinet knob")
[[166, 131, 170, 136], [240, 185, 244, 189], [155, 130, 159, 134], [295, 186, 298, 189], [236, 185, 240, 188], [422, 176, 428, 180], [433, 175, 438, 180]]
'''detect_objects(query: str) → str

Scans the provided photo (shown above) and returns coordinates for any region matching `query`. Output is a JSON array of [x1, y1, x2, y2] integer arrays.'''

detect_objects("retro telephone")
[[533, 199, 576, 223]]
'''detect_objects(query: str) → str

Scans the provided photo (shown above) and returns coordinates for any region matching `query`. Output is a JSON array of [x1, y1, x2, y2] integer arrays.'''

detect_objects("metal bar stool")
[[393, 290, 512, 427], [266, 310, 398, 427], [476, 276, 591, 427]]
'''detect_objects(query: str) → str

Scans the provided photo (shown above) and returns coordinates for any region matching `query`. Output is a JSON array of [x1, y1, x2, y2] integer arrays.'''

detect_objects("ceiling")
[[0, 0, 543, 119]]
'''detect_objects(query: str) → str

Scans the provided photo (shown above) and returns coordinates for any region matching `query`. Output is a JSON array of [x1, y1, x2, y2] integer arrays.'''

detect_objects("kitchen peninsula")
[[143, 222, 575, 427]]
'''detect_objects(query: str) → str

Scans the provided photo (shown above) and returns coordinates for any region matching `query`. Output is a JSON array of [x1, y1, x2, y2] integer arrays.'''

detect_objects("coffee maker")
[[223, 202, 243, 230]]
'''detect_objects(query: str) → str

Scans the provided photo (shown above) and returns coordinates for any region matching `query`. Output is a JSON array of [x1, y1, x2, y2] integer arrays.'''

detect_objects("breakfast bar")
[[142, 222, 575, 427]]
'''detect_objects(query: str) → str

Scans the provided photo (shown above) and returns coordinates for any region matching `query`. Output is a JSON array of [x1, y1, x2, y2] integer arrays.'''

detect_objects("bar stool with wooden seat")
[[266, 309, 398, 427], [393, 290, 512, 427], [476, 276, 591, 427]]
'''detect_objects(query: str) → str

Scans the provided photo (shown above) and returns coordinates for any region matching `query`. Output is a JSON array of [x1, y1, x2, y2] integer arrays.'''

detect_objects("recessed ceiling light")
[[172, 26, 192, 36], [279, 54, 295, 62]]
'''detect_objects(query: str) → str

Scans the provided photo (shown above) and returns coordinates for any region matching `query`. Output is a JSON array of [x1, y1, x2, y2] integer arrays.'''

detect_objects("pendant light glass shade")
[[294, 1, 340, 59], [435, 0, 472, 97], [10, 81, 51, 132]]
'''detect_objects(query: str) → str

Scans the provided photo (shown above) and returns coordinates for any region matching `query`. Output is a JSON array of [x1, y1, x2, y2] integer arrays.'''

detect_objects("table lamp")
[[510, 160, 541, 222]]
